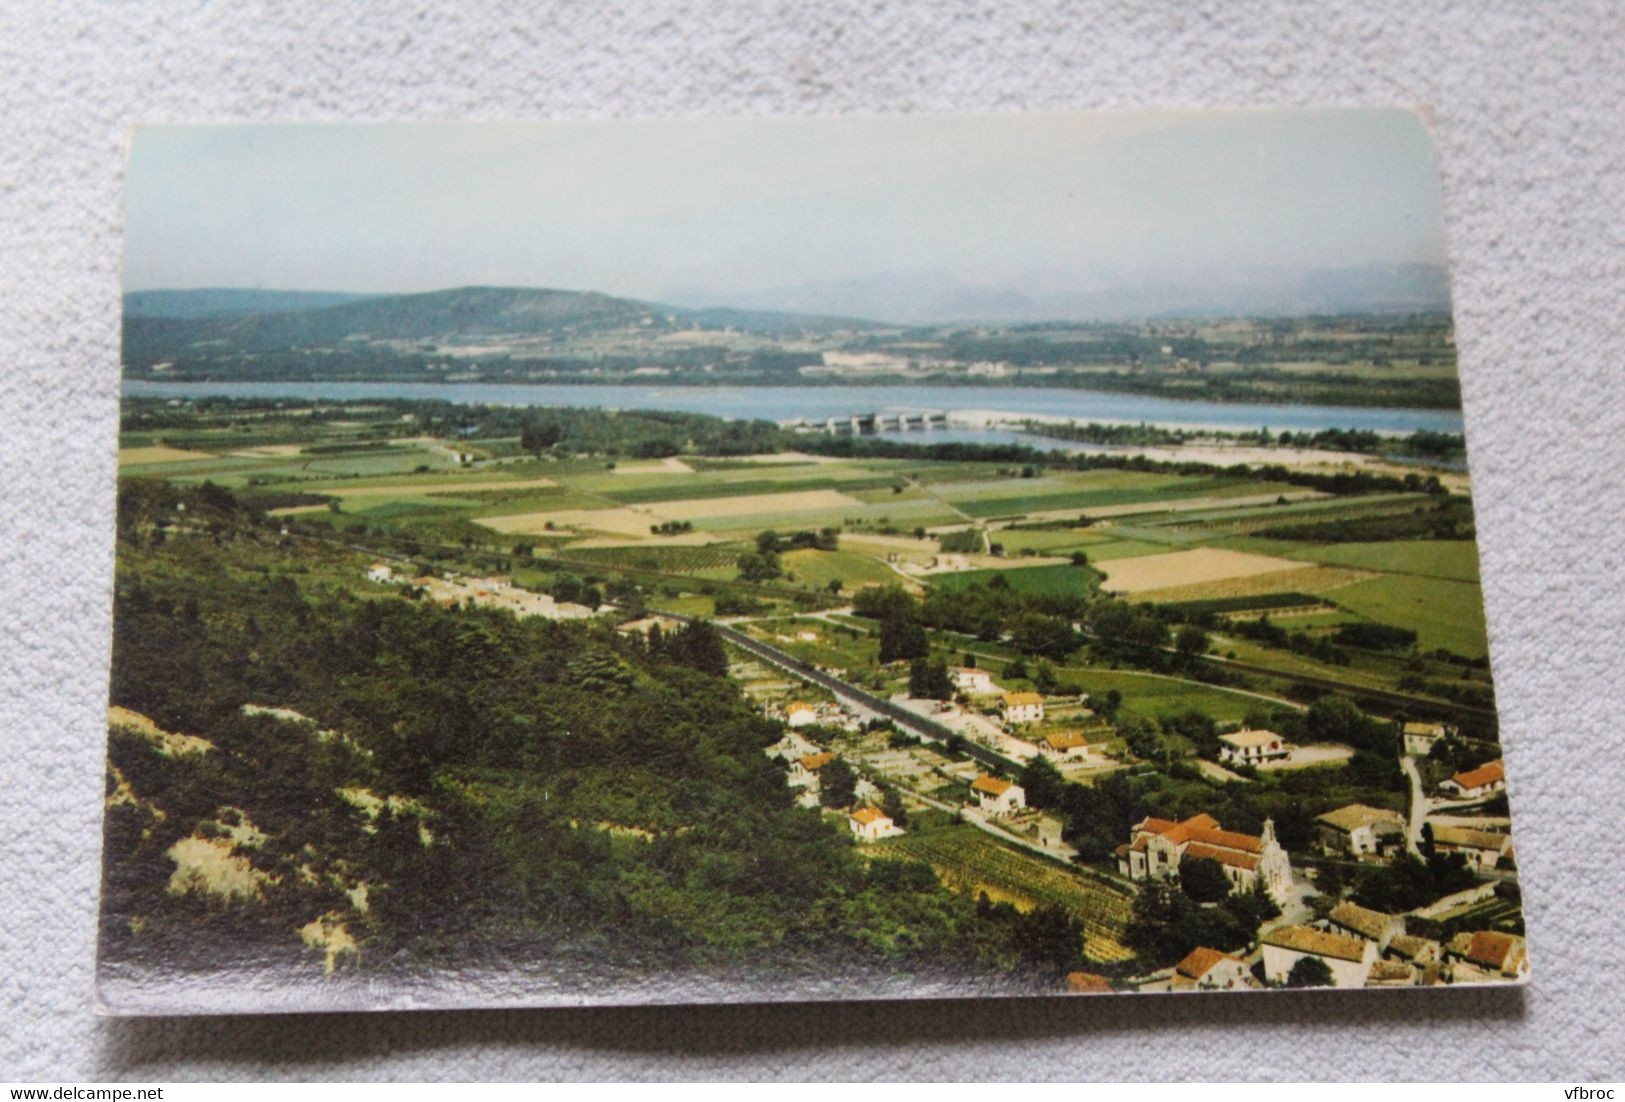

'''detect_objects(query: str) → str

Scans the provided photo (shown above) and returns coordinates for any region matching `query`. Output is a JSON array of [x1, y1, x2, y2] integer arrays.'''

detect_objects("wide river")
[[123, 380, 1464, 443]]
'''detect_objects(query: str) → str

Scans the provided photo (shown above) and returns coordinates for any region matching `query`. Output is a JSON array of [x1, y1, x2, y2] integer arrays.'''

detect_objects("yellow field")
[[841, 532, 947, 565], [322, 476, 557, 500], [230, 444, 307, 458], [565, 531, 726, 549], [1133, 565, 1376, 604], [644, 488, 862, 521], [611, 457, 694, 475], [1097, 547, 1309, 593], [118, 445, 215, 465], [479, 507, 654, 537]]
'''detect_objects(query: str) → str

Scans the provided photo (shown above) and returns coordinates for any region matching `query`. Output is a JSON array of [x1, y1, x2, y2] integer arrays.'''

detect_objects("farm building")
[[1037, 733, 1091, 762], [1116, 813, 1294, 900], [789, 752, 836, 791], [1327, 901, 1406, 952], [970, 775, 1027, 817], [365, 563, 396, 584], [1442, 760, 1506, 800], [951, 666, 996, 694], [784, 702, 818, 728], [1446, 931, 1529, 981], [1169, 947, 1253, 992], [1261, 925, 1377, 988], [1315, 804, 1407, 859], [847, 806, 903, 842], [1217, 728, 1291, 766], [1001, 691, 1044, 724], [1430, 823, 1514, 869], [1403, 721, 1449, 756]]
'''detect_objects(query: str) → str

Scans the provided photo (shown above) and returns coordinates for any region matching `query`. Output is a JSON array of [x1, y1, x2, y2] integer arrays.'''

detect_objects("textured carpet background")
[[3, 0, 1622, 1081]]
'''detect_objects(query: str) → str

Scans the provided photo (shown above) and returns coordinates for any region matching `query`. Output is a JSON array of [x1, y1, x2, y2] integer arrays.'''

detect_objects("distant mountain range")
[[665, 263, 1454, 324], [121, 272, 1454, 371], [121, 286, 883, 368]]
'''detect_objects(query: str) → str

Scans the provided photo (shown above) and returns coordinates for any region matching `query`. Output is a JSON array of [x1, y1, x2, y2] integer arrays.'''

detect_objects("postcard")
[[99, 109, 1525, 1014]]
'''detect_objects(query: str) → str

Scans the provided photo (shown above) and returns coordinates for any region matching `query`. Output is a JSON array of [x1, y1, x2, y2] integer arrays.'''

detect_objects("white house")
[[1217, 728, 1291, 766], [1261, 925, 1378, 988], [1037, 733, 1091, 762], [951, 667, 996, 694], [365, 563, 396, 584], [1403, 721, 1448, 757], [1116, 813, 1294, 900], [848, 806, 903, 842], [1430, 824, 1514, 869], [1315, 804, 1407, 859], [970, 775, 1026, 817], [1170, 947, 1252, 992], [789, 752, 836, 790], [784, 702, 819, 728], [1002, 691, 1044, 725], [1442, 760, 1506, 800]]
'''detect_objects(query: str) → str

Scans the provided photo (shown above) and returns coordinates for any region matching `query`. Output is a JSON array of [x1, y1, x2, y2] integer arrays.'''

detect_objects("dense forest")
[[101, 481, 1091, 988]]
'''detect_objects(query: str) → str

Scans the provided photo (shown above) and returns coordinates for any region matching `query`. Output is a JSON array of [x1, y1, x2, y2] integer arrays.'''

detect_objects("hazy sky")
[[123, 109, 1449, 299]]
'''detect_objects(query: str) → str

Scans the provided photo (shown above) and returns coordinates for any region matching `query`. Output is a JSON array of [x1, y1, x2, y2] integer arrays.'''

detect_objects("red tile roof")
[[1449, 760, 1505, 790], [972, 775, 1014, 796], [1174, 946, 1242, 981]]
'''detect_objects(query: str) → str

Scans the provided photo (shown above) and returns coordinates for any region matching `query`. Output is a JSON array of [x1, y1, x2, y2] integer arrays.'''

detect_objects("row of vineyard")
[[558, 544, 745, 574], [873, 825, 1136, 963]]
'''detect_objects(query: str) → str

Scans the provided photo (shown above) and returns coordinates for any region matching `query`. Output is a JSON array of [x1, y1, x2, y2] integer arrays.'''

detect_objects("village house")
[[970, 775, 1027, 817], [1064, 971, 1114, 994], [1367, 959, 1419, 987], [1216, 728, 1291, 766], [1315, 803, 1407, 859], [1386, 934, 1443, 967], [788, 752, 836, 791], [1037, 732, 1091, 762], [784, 702, 819, 728], [1327, 901, 1406, 952], [847, 806, 903, 842], [1430, 824, 1514, 870], [1116, 813, 1294, 900], [1446, 931, 1529, 981], [764, 730, 821, 763], [1002, 691, 1044, 725], [1403, 721, 1449, 757], [1169, 947, 1253, 992], [1442, 760, 1506, 800], [950, 666, 996, 695], [1261, 925, 1378, 988], [365, 563, 397, 584]]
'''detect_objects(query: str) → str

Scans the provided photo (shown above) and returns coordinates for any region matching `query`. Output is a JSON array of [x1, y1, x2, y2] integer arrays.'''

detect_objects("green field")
[[1294, 539, 1482, 582], [1326, 573, 1491, 658], [780, 548, 903, 590], [871, 824, 1135, 962], [1057, 667, 1279, 724]]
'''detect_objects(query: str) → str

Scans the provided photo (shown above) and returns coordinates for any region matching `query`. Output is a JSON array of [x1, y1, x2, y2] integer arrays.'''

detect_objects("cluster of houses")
[[779, 699, 860, 731], [1258, 901, 1527, 988], [364, 564, 595, 620], [1142, 902, 1527, 992]]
